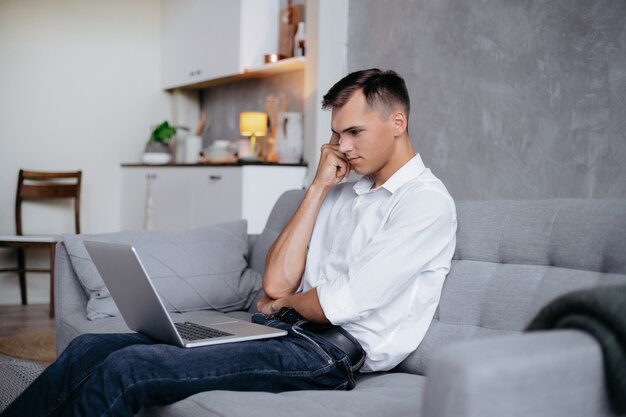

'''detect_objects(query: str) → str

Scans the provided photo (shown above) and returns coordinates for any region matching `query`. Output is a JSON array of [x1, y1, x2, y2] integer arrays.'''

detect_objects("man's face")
[[330, 90, 397, 178]]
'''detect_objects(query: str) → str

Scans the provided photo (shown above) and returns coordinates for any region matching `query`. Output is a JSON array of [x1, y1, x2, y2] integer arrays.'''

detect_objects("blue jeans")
[[1, 315, 364, 417]]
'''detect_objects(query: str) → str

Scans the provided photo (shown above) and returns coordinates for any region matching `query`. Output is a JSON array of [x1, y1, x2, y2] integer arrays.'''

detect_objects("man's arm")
[[260, 135, 348, 320], [261, 182, 331, 299]]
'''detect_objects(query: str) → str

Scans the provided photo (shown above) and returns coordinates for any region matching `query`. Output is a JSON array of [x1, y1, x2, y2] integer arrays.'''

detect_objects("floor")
[[0, 304, 55, 338], [0, 269, 53, 338], [0, 304, 53, 412]]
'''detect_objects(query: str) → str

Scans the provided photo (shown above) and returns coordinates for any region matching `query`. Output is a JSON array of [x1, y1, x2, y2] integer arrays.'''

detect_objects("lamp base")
[[238, 156, 260, 162]]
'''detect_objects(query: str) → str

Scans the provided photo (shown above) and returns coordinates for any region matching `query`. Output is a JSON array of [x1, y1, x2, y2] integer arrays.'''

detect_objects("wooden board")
[[278, 4, 302, 58]]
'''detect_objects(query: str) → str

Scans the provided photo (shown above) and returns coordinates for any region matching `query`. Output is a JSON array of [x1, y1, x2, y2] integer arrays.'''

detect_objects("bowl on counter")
[[198, 140, 238, 164]]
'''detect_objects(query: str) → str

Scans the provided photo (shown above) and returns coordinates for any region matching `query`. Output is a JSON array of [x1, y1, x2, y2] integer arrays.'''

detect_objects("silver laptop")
[[83, 241, 286, 348]]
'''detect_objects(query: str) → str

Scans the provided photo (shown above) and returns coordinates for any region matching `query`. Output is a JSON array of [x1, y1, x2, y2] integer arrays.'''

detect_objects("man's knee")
[[66, 333, 103, 352], [102, 344, 161, 378]]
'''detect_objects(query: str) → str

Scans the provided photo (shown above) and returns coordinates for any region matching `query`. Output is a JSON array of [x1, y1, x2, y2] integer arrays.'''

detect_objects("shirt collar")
[[353, 154, 426, 195]]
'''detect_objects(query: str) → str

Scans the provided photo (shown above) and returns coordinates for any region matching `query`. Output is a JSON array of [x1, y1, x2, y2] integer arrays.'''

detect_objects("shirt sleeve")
[[317, 189, 456, 325]]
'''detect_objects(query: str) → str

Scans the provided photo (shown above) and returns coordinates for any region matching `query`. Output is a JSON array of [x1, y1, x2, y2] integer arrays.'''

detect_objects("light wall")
[[0, 0, 170, 302]]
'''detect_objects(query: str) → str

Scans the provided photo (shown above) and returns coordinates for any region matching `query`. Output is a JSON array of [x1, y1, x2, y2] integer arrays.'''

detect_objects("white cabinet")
[[120, 165, 306, 234], [161, 0, 279, 90]]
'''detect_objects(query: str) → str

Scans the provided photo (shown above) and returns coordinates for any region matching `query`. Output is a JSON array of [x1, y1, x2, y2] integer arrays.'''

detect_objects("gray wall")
[[348, 0, 626, 200]]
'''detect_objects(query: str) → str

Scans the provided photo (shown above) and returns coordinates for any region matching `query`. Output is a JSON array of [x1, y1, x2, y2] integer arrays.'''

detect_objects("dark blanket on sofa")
[[526, 285, 626, 415]]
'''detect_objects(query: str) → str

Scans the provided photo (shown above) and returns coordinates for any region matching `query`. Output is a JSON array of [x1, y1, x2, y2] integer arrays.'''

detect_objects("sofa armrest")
[[422, 330, 616, 417], [54, 241, 89, 354]]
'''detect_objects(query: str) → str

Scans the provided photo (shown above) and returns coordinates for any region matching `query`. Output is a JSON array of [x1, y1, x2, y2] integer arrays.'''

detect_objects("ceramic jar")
[[276, 112, 303, 164]]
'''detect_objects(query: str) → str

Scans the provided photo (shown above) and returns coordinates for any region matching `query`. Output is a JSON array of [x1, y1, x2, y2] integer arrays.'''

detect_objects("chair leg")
[[49, 245, 56, 318], [17, 248, 27, 305]]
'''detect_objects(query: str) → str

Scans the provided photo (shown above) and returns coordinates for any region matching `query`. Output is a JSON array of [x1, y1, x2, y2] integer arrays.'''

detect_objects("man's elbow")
[[262, 279, 296, 300], [262, 281, 280, 300]]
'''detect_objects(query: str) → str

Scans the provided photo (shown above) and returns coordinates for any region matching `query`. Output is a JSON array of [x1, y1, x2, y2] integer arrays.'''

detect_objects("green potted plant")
[[142, 121, 177, 164]]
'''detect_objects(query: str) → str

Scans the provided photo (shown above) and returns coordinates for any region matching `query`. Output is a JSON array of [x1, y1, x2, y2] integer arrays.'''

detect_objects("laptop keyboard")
[[175, 322, 233, 341]]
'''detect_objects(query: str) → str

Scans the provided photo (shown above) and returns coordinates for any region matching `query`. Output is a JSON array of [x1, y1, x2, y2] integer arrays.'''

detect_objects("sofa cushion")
[[137, 373, 426, 417], [62, 221, 263, 320]]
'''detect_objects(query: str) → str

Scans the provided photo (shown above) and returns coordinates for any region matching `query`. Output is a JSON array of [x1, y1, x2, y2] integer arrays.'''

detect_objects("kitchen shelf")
[[174, 57, 306, 90]]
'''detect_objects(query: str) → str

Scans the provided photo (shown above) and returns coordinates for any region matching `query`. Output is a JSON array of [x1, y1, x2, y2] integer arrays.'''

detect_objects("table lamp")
[[239, 112, 268, 159]]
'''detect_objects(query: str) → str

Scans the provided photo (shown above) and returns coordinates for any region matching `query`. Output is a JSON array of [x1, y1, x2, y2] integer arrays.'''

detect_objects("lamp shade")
[[239, 112, 268, 137]]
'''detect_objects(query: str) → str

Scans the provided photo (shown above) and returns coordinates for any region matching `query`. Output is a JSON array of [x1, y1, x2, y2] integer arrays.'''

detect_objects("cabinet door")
[[147, 169, 196, 230], [189, 168, 243, 228], [120, 166, 302, 233], [161, 0, 241, 89], [241, 166, 306, 234], [121, 168, 195, 230], [161, 0, 279, 89]]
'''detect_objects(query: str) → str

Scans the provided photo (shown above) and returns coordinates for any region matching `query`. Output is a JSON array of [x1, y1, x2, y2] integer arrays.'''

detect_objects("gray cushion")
[[137, 373, 425, 417], [62, 221, 263, 320], [396, 199, 626, 375]]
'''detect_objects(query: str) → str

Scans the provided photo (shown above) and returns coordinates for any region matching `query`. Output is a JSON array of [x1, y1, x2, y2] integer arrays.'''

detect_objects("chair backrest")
[[16, 169, 82, 235]]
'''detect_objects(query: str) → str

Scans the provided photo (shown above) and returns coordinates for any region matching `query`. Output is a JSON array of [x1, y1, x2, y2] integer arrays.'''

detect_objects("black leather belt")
[[270, 307, 365, 367]]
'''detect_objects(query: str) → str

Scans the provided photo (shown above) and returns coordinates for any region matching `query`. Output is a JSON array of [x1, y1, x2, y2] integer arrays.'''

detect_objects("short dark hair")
[[321, 69, 410, 120]]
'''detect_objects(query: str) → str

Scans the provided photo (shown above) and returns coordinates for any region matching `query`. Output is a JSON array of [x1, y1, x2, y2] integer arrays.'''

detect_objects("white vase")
[[184, 135, 202, 164], [276, 112, 303, 164]]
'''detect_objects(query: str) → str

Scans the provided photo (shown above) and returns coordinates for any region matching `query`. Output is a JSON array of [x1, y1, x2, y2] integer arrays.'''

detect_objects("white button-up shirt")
[[301, 154, 457, 372]]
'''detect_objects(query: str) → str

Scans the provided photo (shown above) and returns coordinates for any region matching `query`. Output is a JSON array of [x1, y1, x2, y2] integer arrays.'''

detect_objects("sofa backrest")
[[250, 189, 306, 275], [397, 199, 626, 375], [254, 191, 626, 376]]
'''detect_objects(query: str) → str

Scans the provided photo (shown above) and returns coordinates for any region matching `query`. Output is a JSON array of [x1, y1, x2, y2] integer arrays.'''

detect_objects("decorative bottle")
[[293, 22, 305, 57]]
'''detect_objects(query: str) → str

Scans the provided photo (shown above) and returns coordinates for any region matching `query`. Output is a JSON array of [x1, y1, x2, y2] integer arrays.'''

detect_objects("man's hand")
[[257, 295, 280, 317], [256, 289, 330, 324], [312, 133, 350, 189]]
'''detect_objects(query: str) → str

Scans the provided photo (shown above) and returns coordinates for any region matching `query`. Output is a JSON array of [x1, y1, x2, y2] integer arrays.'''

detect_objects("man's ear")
[[391, 111, 408, 136]]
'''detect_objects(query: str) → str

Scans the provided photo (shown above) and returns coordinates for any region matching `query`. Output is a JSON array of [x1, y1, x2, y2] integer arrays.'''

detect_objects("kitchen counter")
[[121, 161, 307, 168]]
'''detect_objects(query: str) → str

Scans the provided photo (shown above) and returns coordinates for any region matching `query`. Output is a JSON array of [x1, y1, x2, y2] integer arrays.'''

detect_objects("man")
[[1, 69, 456, 417], [257, 68, 457, 371]]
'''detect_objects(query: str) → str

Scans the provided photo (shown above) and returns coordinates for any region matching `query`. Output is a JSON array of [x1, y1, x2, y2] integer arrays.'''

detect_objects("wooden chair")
[[0, 169, 81, 318]]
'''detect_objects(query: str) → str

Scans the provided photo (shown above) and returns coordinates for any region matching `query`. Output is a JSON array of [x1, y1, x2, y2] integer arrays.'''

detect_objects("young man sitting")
[[1, 68, 456, 417]]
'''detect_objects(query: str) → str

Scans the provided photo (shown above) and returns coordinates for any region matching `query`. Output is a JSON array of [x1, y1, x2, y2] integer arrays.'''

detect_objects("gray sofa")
[[54, 190, 626, 417]]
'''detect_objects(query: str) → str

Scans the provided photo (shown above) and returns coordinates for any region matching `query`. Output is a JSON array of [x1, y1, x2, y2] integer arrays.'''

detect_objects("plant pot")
[[142, 141, 172, 164]]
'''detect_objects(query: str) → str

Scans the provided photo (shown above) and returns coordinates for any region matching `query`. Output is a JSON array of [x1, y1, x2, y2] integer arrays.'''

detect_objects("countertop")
[[121, 161, 307, 168]]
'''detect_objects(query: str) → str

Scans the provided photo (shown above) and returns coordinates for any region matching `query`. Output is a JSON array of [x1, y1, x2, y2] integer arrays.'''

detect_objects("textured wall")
[[199, 0, 306, 147], [200, 71, 304, 144], [348, 0, 626, 199]]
